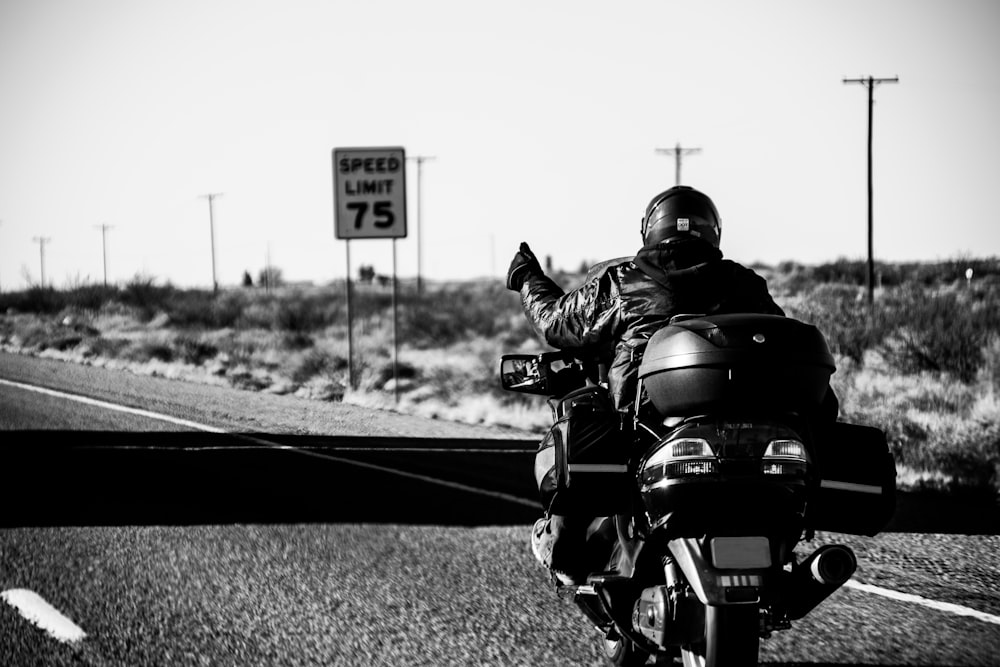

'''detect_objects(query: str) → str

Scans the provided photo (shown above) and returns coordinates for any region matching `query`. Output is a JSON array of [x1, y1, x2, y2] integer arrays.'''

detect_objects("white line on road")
[[46, 445, 533, 454], [1, 589, 86, 643], [0, 378, 227, 432], [0, 378, 541, 509], [846, 580, 1000, 626]]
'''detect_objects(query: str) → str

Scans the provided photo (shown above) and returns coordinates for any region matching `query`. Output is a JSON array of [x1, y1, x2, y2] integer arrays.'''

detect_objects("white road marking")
[[846, 580, 1000, 626], [0, 378, 541, 509], [1, 589, 86, 643], [0, 378, 226, 432], [59, 445, 532, 454]]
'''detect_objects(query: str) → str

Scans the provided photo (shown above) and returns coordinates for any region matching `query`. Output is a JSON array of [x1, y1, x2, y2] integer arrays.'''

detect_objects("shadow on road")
[[1, 431, 541, 527], [2, 431, 997, 534]]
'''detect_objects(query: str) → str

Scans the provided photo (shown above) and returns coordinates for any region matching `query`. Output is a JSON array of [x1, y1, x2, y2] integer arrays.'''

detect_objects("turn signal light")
[[761, 439, 809, 477]]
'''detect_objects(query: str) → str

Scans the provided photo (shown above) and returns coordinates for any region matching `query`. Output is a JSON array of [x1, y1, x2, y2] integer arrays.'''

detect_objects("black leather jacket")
[[518, 239, 785, 411]]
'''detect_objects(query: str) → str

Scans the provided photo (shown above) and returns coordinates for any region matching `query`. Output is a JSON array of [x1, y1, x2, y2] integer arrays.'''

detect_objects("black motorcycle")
[[501, 313, 895, 666]]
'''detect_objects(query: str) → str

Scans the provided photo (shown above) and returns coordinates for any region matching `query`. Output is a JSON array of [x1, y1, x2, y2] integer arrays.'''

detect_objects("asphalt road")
[[1, 352, 999, 666]]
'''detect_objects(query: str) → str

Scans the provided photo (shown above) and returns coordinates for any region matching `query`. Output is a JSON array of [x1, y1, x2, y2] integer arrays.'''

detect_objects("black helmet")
[[641, 185, 721, 248]]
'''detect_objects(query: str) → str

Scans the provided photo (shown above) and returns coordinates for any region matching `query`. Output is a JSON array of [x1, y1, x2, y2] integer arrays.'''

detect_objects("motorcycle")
[[500, 313, 896, 666]]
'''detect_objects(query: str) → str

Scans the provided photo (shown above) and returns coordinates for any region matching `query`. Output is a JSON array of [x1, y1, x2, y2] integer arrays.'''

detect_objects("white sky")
[[1, 0, 998, 290]]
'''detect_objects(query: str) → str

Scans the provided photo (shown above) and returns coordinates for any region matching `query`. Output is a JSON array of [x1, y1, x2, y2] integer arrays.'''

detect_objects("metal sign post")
[[333, 147, 408, 396]]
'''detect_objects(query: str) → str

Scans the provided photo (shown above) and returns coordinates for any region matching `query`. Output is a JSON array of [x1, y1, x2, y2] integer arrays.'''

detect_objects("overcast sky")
[[1, 0, 998, 290]]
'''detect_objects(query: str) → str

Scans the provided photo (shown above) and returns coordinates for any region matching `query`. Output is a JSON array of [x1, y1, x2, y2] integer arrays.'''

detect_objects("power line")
[[94, 223, 114, 287], [32, 236, 51, 288], [199, 193, 223, 293], [843, 75, 899, 305], [655, 142, 702, 186], [406, 156, 435, 293]]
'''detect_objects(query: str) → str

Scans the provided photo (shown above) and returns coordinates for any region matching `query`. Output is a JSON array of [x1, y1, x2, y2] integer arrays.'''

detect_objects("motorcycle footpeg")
[[586, 572, 630, 586], [557, 573, 630, 598]]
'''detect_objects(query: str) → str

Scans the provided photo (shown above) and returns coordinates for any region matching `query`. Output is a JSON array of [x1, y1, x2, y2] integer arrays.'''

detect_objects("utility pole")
[[32, 236, 51, 288], [94, 223, 113, 287], [844, 75, 898, 305], [199, 193, 223, 293], [655, 142, 702, 185], [406, 155, 435, 293], [265, 243, 272, 294]]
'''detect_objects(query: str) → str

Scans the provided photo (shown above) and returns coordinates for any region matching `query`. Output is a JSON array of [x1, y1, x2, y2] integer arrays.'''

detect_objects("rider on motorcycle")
[[506, 185, 790, 586]]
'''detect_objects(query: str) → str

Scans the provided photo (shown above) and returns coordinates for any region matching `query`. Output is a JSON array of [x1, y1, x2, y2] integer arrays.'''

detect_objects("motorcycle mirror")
[[499, 355, 549, 395]]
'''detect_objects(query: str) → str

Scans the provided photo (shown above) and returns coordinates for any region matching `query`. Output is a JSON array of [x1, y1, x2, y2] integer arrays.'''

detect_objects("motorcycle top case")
[[637, 314, 835, 416], [533, 386, 630, 516], [808, 421, 896, 536]]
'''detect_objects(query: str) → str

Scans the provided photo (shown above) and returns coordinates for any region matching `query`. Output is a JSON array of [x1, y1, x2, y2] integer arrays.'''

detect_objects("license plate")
[[710, 536, 771, 569]]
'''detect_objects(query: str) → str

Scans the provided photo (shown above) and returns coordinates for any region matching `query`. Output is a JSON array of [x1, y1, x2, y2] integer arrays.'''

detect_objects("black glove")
[[506, 242, 542, 291]]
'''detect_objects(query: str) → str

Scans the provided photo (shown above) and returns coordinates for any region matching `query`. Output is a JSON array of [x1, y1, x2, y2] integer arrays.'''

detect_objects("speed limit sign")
[[333, 147, 407, 239]]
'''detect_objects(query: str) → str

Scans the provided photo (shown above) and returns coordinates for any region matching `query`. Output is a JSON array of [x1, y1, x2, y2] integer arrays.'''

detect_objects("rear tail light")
[[761, 439, 809, 477], [641, 437, 718, 484]]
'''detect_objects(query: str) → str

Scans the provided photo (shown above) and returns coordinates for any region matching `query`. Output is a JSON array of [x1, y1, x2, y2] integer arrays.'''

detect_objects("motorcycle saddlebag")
[[808, 421, 896, 536], [533, 386, 630, 516]]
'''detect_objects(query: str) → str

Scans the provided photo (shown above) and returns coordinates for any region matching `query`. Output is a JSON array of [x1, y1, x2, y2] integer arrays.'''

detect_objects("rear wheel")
[[680, 604, 759, 667], [600, 632, 650, 666]]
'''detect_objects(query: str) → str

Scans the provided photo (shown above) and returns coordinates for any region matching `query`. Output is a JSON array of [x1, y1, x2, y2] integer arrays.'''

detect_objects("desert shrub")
[[65, 284, 118, 311], [211, 291, 249, 329], [11, 320, 59, 349], [121, 275, 174, 320], [804, 257, 1000, 288], [768, 263, 815, 297], [401, 283, 522, 348], [45, 334, 85, 351], [227, 290, 343, 332], [372, 359, 418, 388], [0, 286, 64, 314], [785, 283, 889, 364], [236, 299, 277, 329], [175, 335, 219, 365], [290, 348, 347, 383], [811, 259, 869, 286], [125, 340, 174, 363], [162, 290, 217, 327], [81, 337, 129, 359], [274, 296, 328, 332], [280, 331, 314, 350], [878, 287, 1000, 383]]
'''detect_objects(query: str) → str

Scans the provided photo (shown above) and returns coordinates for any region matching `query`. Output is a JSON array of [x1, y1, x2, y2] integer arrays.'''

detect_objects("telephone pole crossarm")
[[32, 236, 51, 288], [655, 142, 702, 186]]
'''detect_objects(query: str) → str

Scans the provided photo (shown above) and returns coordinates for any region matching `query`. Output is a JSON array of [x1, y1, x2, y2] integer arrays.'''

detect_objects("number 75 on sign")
[[333, 147, 408, 239]]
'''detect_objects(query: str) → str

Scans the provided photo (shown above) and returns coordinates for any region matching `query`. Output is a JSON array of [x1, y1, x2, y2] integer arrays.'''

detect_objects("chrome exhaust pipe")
[[808, 544, 857, 586], [784, 544, 857, 620]]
